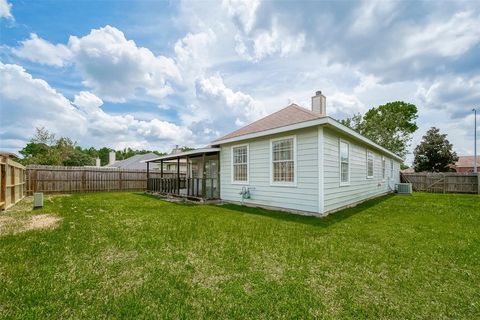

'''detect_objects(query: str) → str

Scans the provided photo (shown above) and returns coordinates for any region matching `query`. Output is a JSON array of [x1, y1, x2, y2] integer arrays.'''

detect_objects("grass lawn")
[[1, 192, 479, 319]]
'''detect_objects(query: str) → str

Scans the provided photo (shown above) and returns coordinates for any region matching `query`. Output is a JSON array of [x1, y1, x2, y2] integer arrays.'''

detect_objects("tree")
[[178, 146, 194, 152], [339, 113, 362, 131], [413, 127, 458, 172], [19, 128, 94, 166], [63, 150, 94, 166], [340, 101, 418, 159], [19, 127, 59, 165], [18, 127, 166, 166]]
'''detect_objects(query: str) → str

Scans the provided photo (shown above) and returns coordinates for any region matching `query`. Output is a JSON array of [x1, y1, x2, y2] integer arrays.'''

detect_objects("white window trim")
[[231, 143, 249, 185], [390, 159, 394, 179], [366, 149, 374, 179], [382, 156, 386, 181], [339, 139, 350, 186], [269, 135, 297, 187]]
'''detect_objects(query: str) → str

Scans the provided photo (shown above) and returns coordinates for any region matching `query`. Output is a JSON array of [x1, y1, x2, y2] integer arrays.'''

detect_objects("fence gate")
[[401, 172, 479, 194], [0, 155, 26, 210]]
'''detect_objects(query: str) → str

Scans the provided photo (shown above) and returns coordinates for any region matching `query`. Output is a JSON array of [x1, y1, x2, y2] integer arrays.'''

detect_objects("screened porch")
[[145, 148, 220, 200]]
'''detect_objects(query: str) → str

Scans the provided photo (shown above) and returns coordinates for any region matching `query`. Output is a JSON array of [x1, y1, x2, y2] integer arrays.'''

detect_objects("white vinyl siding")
[[232, 144, 248, 183], [323, 128, 400, 213], [220, 127, 318, 213], [382, 157, 386, 180], [339, 140, 350, 185], [366, 150, 374, 178], [270, 136, 296, 185], [219, 125, 401, 216]]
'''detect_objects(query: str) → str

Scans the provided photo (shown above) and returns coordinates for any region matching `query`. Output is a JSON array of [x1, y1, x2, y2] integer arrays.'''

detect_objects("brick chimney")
[[311, 91, 326, 116]]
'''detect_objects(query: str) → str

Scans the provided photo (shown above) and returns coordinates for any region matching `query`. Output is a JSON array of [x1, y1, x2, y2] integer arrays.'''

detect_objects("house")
[[105, 150, 188, 173], [451, 156, 479, 173], [106, 152, 162, 170], [146, 91, 402, 216]]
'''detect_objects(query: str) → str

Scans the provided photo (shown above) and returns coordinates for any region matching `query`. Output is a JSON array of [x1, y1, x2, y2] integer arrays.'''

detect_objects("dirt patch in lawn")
[[0, 214, 61, 236]]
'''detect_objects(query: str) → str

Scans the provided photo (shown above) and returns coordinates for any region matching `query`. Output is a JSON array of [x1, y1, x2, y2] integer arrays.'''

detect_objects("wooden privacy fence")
[[401, 172, 479, 194], [25, 165, 182, 195], [1, 155, 26, 210]]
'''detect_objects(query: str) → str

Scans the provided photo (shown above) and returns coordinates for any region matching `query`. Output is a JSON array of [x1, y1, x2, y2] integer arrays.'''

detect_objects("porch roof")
[[144, 147, 220, 163]]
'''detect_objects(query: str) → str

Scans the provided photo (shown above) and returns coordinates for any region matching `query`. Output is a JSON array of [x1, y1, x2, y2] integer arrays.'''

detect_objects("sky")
[[0, 0, 479, 164]]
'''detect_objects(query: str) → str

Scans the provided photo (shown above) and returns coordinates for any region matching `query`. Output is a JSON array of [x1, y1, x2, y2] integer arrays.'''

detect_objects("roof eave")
[[143, 147, 221, 163], [211, 117, 403, 162]]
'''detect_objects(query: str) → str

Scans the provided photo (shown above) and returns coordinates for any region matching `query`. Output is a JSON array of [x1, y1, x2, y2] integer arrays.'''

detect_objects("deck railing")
[[147, 177, 219, 199]]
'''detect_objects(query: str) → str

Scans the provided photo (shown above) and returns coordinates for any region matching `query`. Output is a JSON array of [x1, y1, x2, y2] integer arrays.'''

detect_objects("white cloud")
[[174, 31, 215, 67], [222, 0, 260, 33], [350, 0, 398, 35], [222, 1, 304, 61], [73, 91, 193, 144], [0, 63, 194, 152], [403, 11, 480, 58], [415, 75, 480, 115], [0, 0, 13, 20], [174, 30, 216, 85], [194, 74, 266, 124], [234, 20, 305, 62], [12, 33, 72, 67], [68, 25, 181, 102], [0, 62, 86, 142]]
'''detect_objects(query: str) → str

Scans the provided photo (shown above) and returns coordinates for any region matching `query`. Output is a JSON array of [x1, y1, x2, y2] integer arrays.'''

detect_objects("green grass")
[[1, 192, 479, 319]]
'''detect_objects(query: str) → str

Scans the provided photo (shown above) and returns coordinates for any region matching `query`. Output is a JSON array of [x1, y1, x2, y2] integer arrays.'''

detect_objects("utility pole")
[[474, 108, 478, 173]]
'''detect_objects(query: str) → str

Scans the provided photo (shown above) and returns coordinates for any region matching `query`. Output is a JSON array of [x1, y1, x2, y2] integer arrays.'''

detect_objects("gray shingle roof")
[[106, 153, 159, 169]]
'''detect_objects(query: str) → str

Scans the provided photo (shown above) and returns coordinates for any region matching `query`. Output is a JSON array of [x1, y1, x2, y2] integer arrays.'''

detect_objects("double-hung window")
[[271, 137, 296, 184], [366, 150, 374, 178], [390, 160, 394, 178], [340, 140, 350, 185], [232, 145, 248, 183], [382, 157, 386, 180]]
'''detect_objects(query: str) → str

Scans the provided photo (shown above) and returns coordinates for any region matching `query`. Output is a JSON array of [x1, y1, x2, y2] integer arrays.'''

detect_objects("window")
[[271, 137, 296, 184], [367, 150, 374, 178], [340, 140, 349, 185], [232, 145, 248, 183], [390, 160, 394, 178], [382, 157, 386, 180]]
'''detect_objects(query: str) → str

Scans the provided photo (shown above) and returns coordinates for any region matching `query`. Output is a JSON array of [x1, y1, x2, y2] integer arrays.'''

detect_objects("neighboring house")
[[146, 91, 402, 216], [401, 167, 415, 173], [105, 150, 188, 173], [106, 152, 161, 170], [451, 156, 480, 173]]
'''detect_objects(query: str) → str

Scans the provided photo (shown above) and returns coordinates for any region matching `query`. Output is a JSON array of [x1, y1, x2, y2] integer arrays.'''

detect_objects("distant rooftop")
[[106, 153, 159, 169], [455, 156, 480, 168]]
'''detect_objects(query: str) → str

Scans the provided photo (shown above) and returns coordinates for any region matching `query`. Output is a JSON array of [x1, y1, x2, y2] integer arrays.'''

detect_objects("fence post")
[[81, 170, 86, 192], [443, 174, 446, 193], [477, 173, 480, 195], [33, 169, 38, 194], [119, 171, 123, 191], [202, 153, 207, 199]]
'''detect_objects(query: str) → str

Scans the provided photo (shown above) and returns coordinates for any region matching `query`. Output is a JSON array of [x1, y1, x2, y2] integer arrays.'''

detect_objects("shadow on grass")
[[218, 194, 394, 228], [136, 192, 200, 207], [139, 191, 395, 228]]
